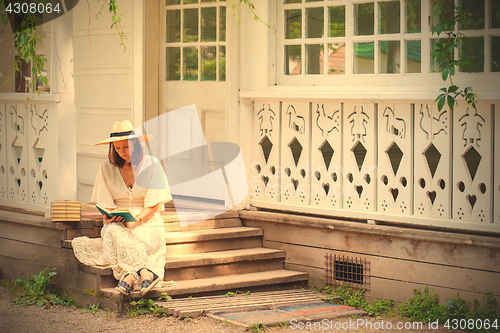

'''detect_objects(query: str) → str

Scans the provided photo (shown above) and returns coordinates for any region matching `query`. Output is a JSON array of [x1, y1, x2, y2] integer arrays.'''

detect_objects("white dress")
[[73, 155, 171, 287]]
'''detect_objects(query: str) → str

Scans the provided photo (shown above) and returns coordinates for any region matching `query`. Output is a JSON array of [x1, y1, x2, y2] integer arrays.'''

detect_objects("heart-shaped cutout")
[[38, 181, 43, 190], [427, 191, 437, 205], [261, 176, 269, 187], [467, 194, 477, 209], [355, 185, 363, 198], [390, 188, 399, 202], [322, 183, 330, 196], [292, 178, 299, 191]]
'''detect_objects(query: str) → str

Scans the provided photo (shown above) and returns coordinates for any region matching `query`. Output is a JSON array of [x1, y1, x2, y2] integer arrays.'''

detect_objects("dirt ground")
[[0, 287, 467, 333]]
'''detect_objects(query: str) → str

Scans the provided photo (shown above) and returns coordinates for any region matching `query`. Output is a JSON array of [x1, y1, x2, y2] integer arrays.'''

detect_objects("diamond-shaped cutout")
[[12, 137, 23, 164], [319, 140, 334, 170], [352, 141, 367, 172], [463, 146, 482, 181], [259, 136, 273, 164], [423, 143, 441, 178], [289, 137, 303, 167], [386, 142, 403, 176], [33, 138, 45, 163]]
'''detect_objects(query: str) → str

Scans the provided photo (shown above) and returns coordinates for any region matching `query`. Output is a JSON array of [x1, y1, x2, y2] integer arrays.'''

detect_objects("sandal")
[[138, 268, 160, 295], [115, 272, 135, 296]]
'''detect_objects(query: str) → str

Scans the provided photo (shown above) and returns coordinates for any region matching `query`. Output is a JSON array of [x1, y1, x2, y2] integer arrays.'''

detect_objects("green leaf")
[[448, 85, 458, 93], [441, 68, 448, 81], [435, 93, 445, 103], [439, 87, 447, 93], [447, 95, 455, 111], [448, 66, 455, 76], [437, 95, 446, 111]]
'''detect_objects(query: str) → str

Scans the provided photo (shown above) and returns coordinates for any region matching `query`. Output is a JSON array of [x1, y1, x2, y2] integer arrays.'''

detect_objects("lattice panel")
[[495, 105, 500, 225], [377, 103, 413, 215], [414, 103, 452, 219], [27, 103, 52, 204], [342, 103, 376, 211], [251, 101, 281, 202], [6, 103, 29, 202], [280, 101, 310, 205], [310, 101, 343, 208], [0, 103, 6, 199], [452, 104, 492, 223]]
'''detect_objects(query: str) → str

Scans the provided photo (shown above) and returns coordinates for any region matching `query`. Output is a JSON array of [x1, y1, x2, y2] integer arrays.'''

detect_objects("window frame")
[[164, 0, 227, 82], [274, 0, 500, 89]]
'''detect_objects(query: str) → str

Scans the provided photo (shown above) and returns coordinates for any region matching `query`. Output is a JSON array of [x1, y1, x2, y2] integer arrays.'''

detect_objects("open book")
[[95, 204, 137, 222]]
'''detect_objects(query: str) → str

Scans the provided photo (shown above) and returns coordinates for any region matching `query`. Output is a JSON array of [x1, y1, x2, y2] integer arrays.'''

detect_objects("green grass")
[[1, 268, 73, 308], [320, 284, 499, 333]]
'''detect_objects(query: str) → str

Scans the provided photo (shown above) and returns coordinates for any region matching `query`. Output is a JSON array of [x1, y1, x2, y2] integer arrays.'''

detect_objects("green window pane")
[[354, 3, 374, 36], [184, 0, 198, 3], [285, 45, 301, 75], [492, 36, 500, 72], [430, 38, 449, 72], [166, 47, 180, 81], [285, 9, 301, 39], [328, 6, 345, 37], [201, 7, 217, 42], [431, 0, 454, 31], [306, 7, 324, 38], [220, 6, 226, 41], [460, 37, 484, 72], [459, 0, 485, 30], [219, 45, 226, 81], [201, 0, 216, 2], [354, 42, 374, 74], [406, 40, 421, 73], [379, 1, 400, 34], [184, 8, 199, 42], [201, 46, 217, 81], [306, 0, 322, 2], [306, 44, 323, 74], [183, 47, 198, 80], [285, 0, 301, 3], [406, 0, 421, 33], [166, 0, 180, 5], [492, 0, 500, 28], [328, 43, 345, 74], [166, 10, 181, 43], [379, 40, 400, 74]]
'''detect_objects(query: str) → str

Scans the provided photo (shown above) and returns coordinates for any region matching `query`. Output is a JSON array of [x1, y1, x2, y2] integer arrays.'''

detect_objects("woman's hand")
[[102, 214, 124, 225]]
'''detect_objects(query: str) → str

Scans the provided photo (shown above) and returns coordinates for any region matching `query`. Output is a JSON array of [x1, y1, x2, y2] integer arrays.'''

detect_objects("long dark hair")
[[108, 138, 144, 168]]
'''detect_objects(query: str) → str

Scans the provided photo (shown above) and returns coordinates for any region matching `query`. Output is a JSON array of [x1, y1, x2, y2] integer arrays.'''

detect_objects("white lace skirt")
[[72, 212, 166, 288]]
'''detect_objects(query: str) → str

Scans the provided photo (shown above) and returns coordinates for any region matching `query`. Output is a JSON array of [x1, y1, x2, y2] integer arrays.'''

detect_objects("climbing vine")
[[431, 0, 477, 111], [227, 0, 275, 31], [0, 0, 125, 95]]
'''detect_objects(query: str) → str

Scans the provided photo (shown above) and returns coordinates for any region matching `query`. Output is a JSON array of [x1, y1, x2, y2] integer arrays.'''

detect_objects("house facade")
[[0, 0, 499, 304]]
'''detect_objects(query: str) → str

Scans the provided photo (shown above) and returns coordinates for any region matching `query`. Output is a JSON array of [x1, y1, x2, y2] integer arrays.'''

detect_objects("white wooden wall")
[[250, 99, 499, 233]]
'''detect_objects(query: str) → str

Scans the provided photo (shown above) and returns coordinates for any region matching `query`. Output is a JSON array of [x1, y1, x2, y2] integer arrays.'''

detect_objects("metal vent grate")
[[325, 254, 370, 290]]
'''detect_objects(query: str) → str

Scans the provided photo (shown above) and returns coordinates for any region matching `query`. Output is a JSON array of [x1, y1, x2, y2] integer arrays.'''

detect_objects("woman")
[[73, 120, 171, 296]]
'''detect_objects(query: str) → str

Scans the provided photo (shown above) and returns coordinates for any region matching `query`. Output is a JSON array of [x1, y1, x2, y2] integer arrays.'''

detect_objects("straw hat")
[[95, 120, 152, 146]]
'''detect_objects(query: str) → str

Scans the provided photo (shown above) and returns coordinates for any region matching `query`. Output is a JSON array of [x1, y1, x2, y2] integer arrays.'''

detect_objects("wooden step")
[[164, 218, 242, 232], [165, 227, 263, 255], [100, 270, 308, 299], [165, 248, 285, 280], [162, 210, 239, 223]]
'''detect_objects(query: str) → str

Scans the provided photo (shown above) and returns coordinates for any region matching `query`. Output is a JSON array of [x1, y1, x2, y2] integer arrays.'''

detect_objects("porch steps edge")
[[100, 270, 308, 299]]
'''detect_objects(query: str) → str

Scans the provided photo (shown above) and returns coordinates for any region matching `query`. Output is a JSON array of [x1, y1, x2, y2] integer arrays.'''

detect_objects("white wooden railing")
[[246, 95, 499, 233], [0, 93, 61, 213]]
